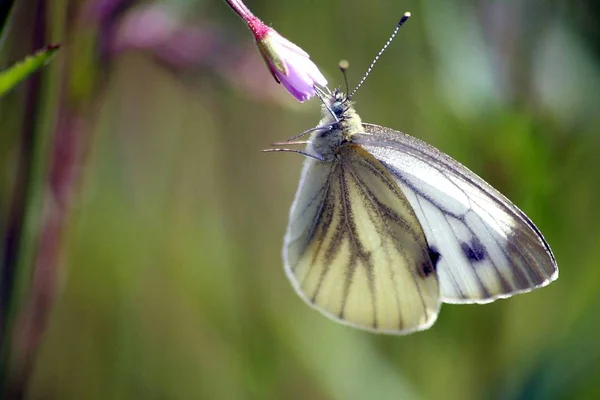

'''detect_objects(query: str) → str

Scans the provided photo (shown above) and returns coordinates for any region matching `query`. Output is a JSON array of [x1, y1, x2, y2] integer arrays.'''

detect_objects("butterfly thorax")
[[308, 91, 363, 161]]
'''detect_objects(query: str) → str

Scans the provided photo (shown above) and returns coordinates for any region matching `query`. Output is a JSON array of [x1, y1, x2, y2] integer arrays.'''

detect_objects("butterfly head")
[[318, 88, 363, 135], [308, 89, 363, 160], [321, 88, 354, 122], [329, 89, 350, 117]]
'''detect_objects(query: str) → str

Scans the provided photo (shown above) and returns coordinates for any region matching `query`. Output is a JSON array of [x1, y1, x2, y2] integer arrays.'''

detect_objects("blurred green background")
[[1, 0, 600, 399]]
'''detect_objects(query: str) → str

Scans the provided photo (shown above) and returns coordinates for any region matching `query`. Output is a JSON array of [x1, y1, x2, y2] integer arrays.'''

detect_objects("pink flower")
[[225, 0, 327, 102]]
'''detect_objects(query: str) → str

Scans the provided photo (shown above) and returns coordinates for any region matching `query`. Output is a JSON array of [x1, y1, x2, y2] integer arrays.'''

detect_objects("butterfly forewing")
[[353, 124, 558, 303], [283, 144, 440, 333]]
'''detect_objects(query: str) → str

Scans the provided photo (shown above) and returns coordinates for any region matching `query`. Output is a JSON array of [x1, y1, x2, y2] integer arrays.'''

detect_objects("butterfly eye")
[[331, 101, 345, 116]]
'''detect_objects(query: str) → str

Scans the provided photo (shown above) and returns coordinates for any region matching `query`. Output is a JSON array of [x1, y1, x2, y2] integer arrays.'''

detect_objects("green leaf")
[[0, 44, 60, 96]]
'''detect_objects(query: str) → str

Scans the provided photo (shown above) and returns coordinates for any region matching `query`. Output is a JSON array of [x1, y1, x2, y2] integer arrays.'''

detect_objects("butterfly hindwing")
[[353, 124, 558, 303], [283, 144, 440, 333]]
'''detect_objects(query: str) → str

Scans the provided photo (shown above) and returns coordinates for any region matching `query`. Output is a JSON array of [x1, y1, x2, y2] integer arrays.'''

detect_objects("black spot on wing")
[[417, 247, 440, 278], [461, 238, 486, 262], [419, 261, 435, 278], [428, 246, 441, 269]]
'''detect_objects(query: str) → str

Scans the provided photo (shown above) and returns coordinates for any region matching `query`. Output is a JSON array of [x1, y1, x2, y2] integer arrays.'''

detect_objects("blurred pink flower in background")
[[88, 0, 295, 105]]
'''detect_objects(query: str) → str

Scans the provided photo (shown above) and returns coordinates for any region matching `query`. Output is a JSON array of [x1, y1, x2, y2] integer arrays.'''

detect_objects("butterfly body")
[[281, 90, 558, 334]]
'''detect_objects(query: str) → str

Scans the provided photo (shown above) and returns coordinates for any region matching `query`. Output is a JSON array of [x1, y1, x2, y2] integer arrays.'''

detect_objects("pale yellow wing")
[[283, 145, 440, 334]]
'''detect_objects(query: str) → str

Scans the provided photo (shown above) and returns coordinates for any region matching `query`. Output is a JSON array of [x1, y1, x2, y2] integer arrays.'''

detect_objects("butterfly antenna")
[[339, 60, 350, 96], [349, 11, 411, 98]]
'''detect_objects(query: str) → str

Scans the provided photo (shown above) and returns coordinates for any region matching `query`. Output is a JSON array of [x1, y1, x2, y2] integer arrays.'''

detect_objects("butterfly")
[[267, 87, 558, 334]]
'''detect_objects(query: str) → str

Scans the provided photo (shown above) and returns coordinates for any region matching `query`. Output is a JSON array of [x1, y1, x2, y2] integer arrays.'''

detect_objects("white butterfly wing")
[[283, 144, 440, 333], [354, 124, 558, 304]]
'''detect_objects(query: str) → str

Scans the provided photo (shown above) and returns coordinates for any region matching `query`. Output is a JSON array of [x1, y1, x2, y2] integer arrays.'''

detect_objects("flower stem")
[[223, 0, 268, 39], [224, 0, 254, 23]]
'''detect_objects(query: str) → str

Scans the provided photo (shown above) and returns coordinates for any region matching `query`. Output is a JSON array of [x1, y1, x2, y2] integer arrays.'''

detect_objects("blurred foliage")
[[1, 0, 600, 399], [0, 45, 60, 97]]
